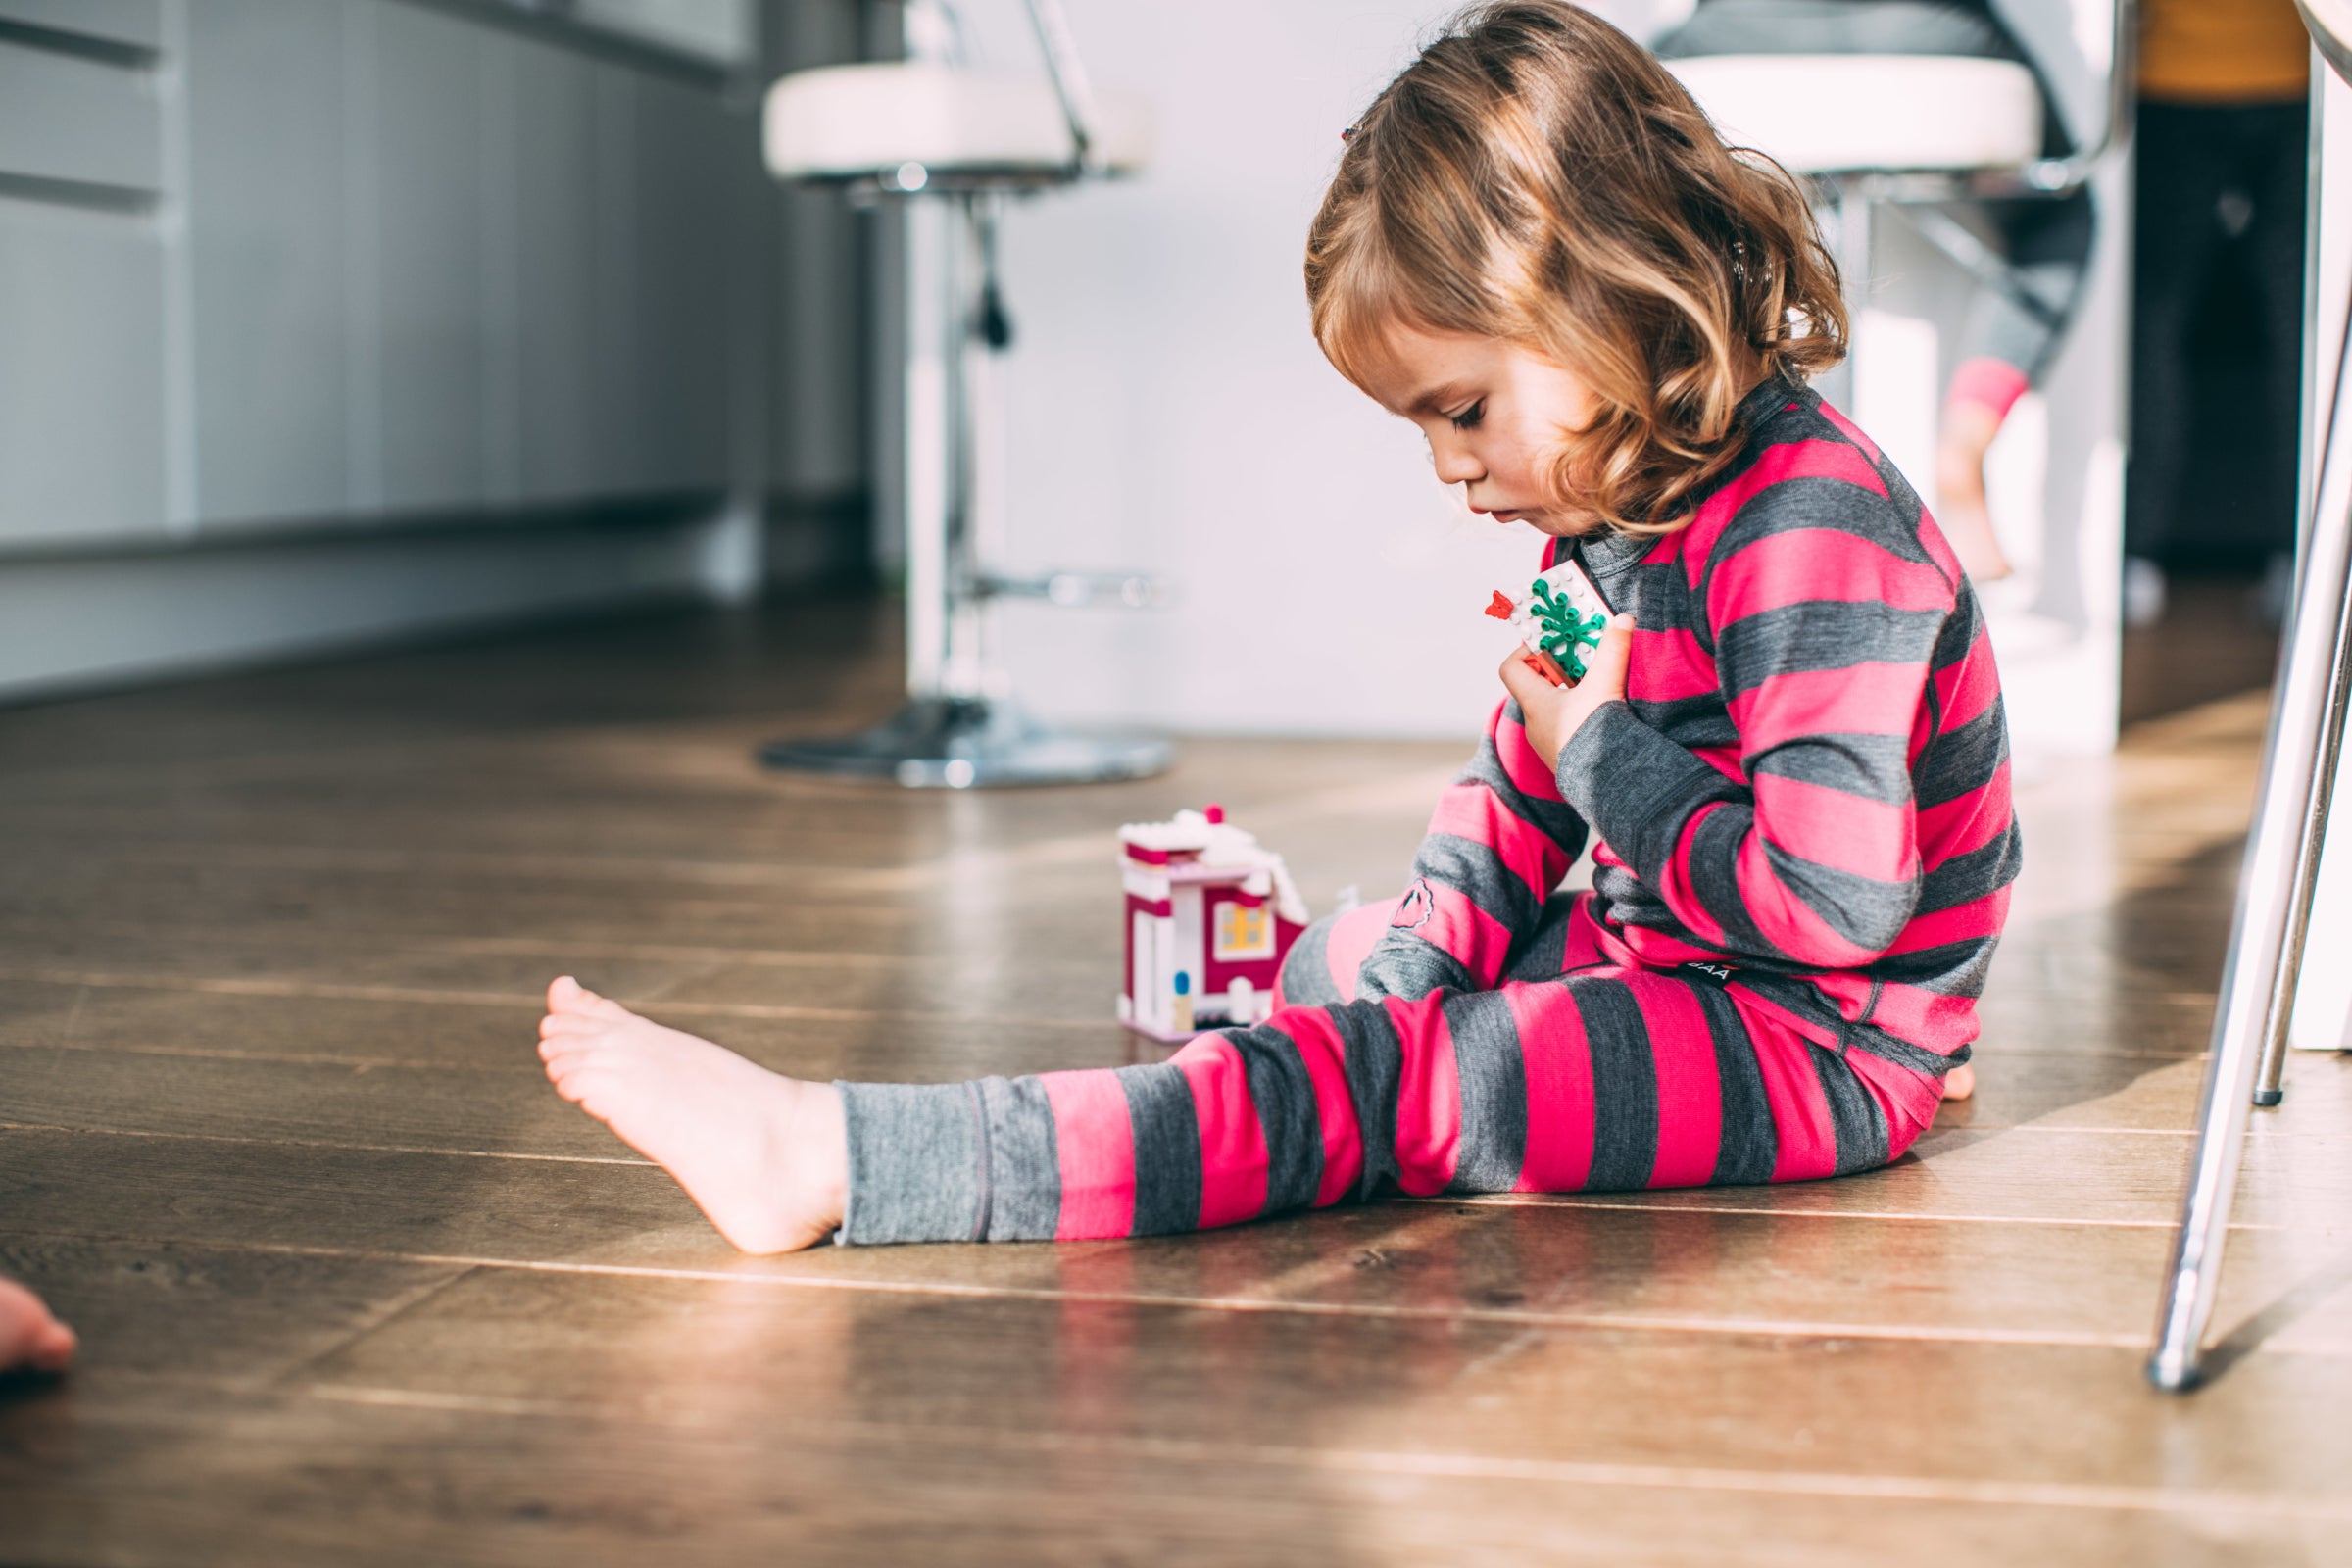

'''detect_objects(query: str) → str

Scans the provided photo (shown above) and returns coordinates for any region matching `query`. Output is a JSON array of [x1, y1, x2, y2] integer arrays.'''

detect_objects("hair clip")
[[1341, 125, 1357, 141]]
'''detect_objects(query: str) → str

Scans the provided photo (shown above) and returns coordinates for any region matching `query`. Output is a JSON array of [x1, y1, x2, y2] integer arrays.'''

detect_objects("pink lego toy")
[[1486, 557, 1613, 688], [1117, 803, 1308, 1042]]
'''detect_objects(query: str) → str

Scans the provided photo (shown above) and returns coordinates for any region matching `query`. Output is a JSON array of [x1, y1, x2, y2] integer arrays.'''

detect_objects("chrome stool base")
[[760, 697, 1171, 789]]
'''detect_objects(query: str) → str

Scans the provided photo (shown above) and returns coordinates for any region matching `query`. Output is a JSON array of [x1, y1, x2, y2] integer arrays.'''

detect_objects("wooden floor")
[[2120, 567, 2282, 727], [2, 598, 2348, 1566]]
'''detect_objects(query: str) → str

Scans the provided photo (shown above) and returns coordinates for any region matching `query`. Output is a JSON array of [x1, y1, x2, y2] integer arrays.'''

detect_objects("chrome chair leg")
[[2253, 302, 2352, 1105], [2148, 276, 2352, 1392], [2253, 590, 2352, 1105]]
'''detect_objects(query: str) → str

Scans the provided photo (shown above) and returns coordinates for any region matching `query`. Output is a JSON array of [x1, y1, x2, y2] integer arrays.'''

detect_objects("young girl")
[[536, 0, 2016, 1253]]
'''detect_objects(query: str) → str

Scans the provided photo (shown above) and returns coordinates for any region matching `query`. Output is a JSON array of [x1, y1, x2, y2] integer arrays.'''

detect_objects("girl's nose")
[[1429, 436, 1483, 486]]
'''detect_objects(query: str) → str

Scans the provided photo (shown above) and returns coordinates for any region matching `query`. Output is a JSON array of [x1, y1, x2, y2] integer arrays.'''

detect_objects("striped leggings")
[[835, 892, 1947, 1244]]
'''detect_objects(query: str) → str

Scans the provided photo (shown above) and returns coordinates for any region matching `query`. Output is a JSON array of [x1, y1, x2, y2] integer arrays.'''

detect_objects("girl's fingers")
[[1497, 650, 1548, 709], [1581, 613, 1635, 698], [1498, 650, 1574, 770]]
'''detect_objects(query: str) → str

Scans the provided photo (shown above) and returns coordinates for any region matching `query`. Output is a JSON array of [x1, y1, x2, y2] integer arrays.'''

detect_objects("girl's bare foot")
[[1942, 1063, 1976, 1102], [538, 977, 847, 1253], [0, 1277, 75, 1376]]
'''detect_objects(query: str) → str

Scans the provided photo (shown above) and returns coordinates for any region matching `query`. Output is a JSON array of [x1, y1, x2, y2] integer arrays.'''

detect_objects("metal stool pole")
[[756, 0, 1172, 789], [1825, 173, 1872, 414], [758, 180, 1173, 788], [2147, 276, 2352, 1391]]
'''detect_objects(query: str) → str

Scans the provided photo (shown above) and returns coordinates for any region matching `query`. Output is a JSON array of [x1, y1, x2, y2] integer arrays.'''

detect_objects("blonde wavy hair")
[[1304, 1, 1848, 534]]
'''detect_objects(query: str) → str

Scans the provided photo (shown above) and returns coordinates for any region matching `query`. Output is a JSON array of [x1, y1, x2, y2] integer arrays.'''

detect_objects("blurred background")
[[0, 0, 873, 702], [0, 0, 2343, 749], [4, 0, 2339, 744]]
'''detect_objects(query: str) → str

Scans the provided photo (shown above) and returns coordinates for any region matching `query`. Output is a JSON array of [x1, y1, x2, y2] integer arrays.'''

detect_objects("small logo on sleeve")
[[1392, 879, 1437, 931], [1680, 959, 1735, 986]]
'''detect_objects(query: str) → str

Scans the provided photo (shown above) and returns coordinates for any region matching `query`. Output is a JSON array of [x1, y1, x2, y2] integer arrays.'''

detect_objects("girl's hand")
[[1497, 612, 1634, 772]]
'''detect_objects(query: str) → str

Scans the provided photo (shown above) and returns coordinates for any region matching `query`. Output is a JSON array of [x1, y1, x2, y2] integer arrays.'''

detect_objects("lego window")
[[1212, 900, 1274, 961]]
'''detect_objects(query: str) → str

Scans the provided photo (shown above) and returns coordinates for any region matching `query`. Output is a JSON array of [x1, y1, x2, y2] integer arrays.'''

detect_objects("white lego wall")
[[938, 0, 2128, 744]]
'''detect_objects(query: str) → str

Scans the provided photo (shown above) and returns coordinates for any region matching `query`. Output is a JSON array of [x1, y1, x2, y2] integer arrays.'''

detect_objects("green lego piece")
[[1528, 577, 1609, 679]]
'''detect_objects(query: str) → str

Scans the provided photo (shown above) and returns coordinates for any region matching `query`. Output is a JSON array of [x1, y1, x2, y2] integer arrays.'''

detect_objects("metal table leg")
[[2148, 276, 2352, 1391], [2252, 590, 2352, 1105], [2253, 306, 2352, 1105]]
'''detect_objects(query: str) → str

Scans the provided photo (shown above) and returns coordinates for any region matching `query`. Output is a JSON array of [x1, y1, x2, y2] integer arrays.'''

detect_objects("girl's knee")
[[1861, 1057, 1950, 1167], [1273, 897, 1401, 1009], [1274, 916, 1341, 1009]]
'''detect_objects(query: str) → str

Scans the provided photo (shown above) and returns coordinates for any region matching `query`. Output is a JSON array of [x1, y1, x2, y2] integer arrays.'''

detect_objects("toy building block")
[[1117, 803, 1307, 1043], [1486, 558, 1613, 686]]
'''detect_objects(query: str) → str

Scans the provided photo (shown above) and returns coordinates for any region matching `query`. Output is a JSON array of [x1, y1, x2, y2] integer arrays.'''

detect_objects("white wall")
[[942, 0, 1670, 739], [946, 0, 2128, 745]]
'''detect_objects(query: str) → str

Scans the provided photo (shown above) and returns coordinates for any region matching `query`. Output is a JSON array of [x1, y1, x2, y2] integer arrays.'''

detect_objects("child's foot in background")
[[539, 977, 847, 1252], [1942, 1063, 1976, 1102], [1935, 401, 2012, 586], [0, 1277, 75, 1376]]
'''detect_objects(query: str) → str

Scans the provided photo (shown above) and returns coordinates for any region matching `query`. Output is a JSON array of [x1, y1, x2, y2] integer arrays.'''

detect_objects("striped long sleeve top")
[[1358, 377, 2020, 1071]]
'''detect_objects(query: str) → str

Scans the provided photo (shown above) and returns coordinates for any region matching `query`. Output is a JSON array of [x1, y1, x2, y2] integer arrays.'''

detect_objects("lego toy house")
[[1118, 806, 1308, 1042]]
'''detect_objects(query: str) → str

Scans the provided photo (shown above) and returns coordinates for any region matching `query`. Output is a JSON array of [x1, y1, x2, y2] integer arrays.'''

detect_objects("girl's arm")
[[1350, 696, 1591, 1001], [1532, 491, 1960, 971]]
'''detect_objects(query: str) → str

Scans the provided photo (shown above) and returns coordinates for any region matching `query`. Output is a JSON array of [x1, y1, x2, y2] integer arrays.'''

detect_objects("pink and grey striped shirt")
[[1356, 376, 2019, 1076]]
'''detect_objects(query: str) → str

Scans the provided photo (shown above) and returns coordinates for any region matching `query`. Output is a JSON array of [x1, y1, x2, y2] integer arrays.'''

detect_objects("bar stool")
[[2148, 0, 2352, 1391], [1664, 44, 2120, 411], [756, 1, 1172, 787]]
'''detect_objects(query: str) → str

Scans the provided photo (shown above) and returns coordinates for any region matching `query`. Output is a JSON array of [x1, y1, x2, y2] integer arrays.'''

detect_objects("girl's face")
[[1357, 323, 1603, 536]]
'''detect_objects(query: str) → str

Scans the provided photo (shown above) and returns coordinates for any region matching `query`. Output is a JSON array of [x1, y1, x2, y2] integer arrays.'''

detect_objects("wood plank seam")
[[0, 1119, 654, 1166], [261, 1266, 484, 1391], [2, 1224, 2338, 1355], [1406, 1196, 2352, 1233], [0, 969, 1112, 1030], [0, 923, 916, 969], [288, 1390, 2352, 1520]]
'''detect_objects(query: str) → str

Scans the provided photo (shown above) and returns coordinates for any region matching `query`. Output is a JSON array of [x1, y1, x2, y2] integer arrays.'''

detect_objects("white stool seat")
[[764, 62, 1152, 182], [1667, 55, 2041, 174]]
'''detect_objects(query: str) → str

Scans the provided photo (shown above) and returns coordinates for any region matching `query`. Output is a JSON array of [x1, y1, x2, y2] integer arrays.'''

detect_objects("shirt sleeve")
[[1553, 484, 1957, 971], [1353, 695, 1591, 1001]]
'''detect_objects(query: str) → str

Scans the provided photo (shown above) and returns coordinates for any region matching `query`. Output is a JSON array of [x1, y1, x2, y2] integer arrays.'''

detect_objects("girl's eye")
[[1449, 401, 1485, 431]]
